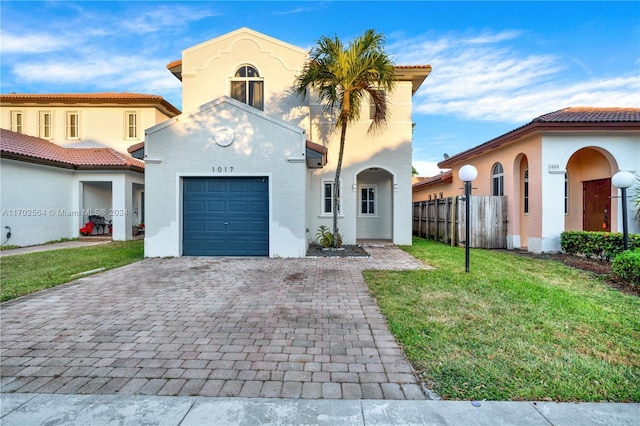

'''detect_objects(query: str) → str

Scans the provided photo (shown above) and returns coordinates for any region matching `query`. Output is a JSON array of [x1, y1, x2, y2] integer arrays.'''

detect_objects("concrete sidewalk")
[[0, 239, 110, 257], [2, 393, 638, 425]]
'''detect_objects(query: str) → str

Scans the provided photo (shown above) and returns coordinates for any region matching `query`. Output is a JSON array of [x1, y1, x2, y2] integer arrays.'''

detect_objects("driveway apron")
[[1, 246, 428, 400]]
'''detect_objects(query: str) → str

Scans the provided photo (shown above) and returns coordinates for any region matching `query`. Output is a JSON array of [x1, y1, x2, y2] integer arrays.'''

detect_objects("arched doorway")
[[355, 168, 393, 241], [565, 147, 616, 232]]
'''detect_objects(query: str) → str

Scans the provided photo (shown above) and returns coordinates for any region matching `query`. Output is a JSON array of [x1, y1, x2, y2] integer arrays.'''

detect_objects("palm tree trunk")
[[333, 122, 348, 248]]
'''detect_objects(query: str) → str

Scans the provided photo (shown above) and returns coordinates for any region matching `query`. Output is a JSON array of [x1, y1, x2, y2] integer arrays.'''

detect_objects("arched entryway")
[[355, 167, 393, 241], [565, 147, 617, 232], [514, 154, 530, 249]]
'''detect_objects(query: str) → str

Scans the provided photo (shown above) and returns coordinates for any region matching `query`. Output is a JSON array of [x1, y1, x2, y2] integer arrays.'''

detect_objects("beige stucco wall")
[[180, 28, 309, 130], [0, 105, 173, 154], [306, 80, 415, 245]]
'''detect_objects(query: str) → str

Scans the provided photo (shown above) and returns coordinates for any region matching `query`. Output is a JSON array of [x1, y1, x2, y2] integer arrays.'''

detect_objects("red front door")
[[583, 178, 611, 232]]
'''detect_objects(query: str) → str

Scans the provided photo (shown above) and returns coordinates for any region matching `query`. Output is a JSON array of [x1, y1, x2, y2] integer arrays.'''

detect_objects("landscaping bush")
[[612, 249, 640, 286], [561, 231, 640, 261]]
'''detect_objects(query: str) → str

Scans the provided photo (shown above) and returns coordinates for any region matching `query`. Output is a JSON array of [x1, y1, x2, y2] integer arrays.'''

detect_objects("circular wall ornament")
[[214, 128, 234, 147]]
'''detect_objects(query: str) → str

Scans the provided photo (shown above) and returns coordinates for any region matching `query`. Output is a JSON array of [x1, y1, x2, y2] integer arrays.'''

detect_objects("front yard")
[[0, 240, 144, 302], [364, 238, 639, 402]]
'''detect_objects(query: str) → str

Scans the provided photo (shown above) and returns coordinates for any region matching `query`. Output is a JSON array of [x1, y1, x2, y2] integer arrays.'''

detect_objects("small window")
[[230, 65, 264, 110], [492, 163, 504, 196], [125, 112, 137, 139], [39, 111, 52, 139], [369, 90, 386, 120], [322, 180, 340, 215], [523, 169, 529, 214], [564, 172, 569, 215], [66, 111, 79, 140], [359, 185, 376, 215], [10, 111, 23, 133]]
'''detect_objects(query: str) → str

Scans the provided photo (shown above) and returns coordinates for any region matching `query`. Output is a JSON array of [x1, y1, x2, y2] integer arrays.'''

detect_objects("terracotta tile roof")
[[439, 107, 640, 168], [0, 93, 181, 117], [0, 129, 144, 172], [533, 107, 640, 123], [412, 170, 453, 190], [306, 140, 327, 155]]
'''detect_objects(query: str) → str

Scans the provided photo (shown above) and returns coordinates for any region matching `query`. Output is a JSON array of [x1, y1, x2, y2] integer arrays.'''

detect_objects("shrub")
[[560, 231, 640, 261], [315, 225, 342, 248], [612, 249, 640, 286]]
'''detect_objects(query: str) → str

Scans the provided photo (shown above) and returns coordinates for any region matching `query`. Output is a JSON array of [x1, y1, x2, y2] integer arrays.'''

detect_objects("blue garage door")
[[183, 177, 269, 256]]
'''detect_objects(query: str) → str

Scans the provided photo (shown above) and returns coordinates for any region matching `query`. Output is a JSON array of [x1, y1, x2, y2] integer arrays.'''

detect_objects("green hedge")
[[612, 249, 640, 287], [560, 231, 640, 261]]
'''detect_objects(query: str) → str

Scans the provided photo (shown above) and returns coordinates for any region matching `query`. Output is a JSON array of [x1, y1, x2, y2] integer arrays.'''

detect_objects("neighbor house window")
[[39, 111, 52, 139], [66, 111, 79, 140], [359, 185, 376, 215], [492, 163, 504, 196], [369, 90, 386, 120], [10, 111, 23, 133], [125, 112, 138, 139], [564, 173, 569, 215], [523, 169, 529, 214], [230, 65, 264, 110], [322, 180, 340, 215]]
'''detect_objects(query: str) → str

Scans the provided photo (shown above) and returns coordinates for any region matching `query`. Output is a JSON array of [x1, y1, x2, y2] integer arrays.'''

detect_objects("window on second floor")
[[66, 111, 79, 140], [230, 65, 264, 110], [125, 111, 138, 140], [39, 111, 52, 139], [492, 162, 504, 196], [10, 111, 23, 133], [369, 90, 386, 120]]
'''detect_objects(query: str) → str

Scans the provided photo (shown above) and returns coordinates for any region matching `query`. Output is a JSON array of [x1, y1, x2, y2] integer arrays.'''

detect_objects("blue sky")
[[1, 1, 639, 176]]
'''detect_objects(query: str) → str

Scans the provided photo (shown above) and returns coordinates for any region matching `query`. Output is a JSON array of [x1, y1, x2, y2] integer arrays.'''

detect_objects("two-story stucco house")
[[413, 107, 640, 253], [144, 27, 430, 257], [0, 94, 180, 246]]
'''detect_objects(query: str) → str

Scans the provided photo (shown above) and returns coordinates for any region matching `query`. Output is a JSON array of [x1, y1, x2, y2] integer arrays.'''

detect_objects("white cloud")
[[13, 55, 181, 95], [120, 5, 219, 34], [0, 31, 74, 53], [390, 30, 640, 124], [413, 160, 448, 178]]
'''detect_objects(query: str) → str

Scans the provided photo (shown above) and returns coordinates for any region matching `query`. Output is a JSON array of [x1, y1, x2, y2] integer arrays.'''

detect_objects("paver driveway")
[[1, 246, 428, 400]]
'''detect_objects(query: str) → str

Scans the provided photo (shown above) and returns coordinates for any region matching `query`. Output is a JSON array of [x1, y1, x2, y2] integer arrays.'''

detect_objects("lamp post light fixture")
[[612, 171, 635, 251], [459, 165, 478, 272]]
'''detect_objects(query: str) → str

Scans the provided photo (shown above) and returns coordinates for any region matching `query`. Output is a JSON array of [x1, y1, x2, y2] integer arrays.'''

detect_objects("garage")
[[183, 177, 269, 256]]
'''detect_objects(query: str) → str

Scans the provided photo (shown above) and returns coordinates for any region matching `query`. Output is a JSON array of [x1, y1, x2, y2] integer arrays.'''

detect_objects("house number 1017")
[[213, 166, 234, 172]]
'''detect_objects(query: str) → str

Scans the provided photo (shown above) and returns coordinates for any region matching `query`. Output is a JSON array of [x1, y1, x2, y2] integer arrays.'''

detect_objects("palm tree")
[[295, 29, 396, 247]]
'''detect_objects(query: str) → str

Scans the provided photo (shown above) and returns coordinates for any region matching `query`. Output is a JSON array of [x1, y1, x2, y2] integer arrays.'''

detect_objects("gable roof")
[[412, 170, 453, 190], [166, 27, 431, 94], [0, 129, 145, 173], [0, 93, 181, 117], [439, 107, 640, 168]]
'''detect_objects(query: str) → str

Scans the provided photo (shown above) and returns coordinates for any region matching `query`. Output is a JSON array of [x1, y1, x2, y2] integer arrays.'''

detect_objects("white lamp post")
[[612, 171, 635, 250], [459, 165, 478, 272]]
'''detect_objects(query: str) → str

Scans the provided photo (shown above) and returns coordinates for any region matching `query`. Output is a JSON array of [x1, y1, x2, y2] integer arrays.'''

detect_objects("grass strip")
[[364, 238, 640, 401], [1, 240, 143, 302]]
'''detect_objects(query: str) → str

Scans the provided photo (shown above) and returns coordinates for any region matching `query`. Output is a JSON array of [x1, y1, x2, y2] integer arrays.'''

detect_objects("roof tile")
[[0, 129, 144, 171]]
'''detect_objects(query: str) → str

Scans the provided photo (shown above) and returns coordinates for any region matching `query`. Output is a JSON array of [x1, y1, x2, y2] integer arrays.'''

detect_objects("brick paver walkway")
[[1, 245, 429, 399]]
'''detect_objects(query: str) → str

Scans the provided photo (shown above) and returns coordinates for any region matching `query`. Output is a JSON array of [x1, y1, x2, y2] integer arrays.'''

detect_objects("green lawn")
[[0, 240, 144, 302], [364, 238, 640, 402]]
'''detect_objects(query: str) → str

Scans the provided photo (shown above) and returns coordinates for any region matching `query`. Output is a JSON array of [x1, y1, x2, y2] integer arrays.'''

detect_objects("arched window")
[[492, 163, 504, 196], [230, 65, 264, 110]]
